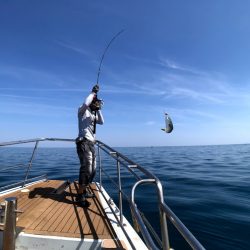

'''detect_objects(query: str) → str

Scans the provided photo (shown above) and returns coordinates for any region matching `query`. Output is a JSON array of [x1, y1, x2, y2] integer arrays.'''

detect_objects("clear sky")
[[1, 1, 250, 147]]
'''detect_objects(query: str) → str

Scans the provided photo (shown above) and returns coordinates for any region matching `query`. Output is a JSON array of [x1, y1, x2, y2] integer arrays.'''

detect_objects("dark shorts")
[[76, 138, 96, 186]]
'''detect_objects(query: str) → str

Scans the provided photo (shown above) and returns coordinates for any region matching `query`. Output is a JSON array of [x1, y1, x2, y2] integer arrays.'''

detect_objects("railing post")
[[3, 197, 17, 250], [131, 179, 160, 250], [97, 144, 102, 188], [116, 156, 123, 225], [23, 140, 39, 187], [156, 181, 170, 250]]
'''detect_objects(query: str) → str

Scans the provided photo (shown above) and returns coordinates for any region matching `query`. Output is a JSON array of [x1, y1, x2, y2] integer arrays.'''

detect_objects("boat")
[[0, 138, 205, 250]]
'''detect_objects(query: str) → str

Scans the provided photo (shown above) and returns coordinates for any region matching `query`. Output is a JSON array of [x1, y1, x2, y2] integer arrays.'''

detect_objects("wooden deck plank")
[[71, 185, 103, 237], [86, 188, 105, 235], [67, 182, 99, 236], [40, 202, 65, 231], [48, 201, 73, 232], [56, 205, 76, 233], [0, 180, 64, 201], [11, 180, 66, 228], [18, 198, 56, 229], [91, 193, 106, 235], [0, 180, 65, 211], [47, 185, 74, 233], [1, 180, 118, 240], [90, 184, 119, 239], [32, 197, 64, 231], [1, 180, 54, 213], [58, 183, 86, 234], [89, 185, 115, 237]]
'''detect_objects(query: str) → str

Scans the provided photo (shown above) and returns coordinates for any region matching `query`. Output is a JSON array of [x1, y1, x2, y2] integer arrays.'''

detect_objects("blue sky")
[[1, 1, 250, 146]]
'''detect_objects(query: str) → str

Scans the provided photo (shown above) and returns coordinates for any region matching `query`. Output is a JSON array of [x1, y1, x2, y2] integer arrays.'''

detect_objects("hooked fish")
[[161, 113, 173, 133]]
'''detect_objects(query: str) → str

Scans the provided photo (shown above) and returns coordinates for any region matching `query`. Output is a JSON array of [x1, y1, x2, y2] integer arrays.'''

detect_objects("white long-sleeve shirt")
[[78, 93, 104, 142]]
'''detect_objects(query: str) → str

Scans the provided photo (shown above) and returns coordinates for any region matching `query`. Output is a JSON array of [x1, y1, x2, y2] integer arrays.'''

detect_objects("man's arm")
[[78, 92, 96, 116], [96, 110, 104, 125]]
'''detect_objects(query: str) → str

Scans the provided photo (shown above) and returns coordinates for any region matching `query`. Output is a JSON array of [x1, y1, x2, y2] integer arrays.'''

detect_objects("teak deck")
[[0, 180, 117, 240]]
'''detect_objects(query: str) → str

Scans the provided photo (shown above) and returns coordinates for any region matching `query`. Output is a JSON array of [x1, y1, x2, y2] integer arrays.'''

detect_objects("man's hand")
[[92, 84, 99, 94]]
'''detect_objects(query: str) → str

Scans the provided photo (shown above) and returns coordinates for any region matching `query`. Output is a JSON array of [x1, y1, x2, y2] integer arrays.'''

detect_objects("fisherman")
[[76, 84, 104, 206]]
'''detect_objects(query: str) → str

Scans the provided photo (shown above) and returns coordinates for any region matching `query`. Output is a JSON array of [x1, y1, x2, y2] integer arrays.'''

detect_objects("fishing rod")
[[96, 29, 125, 85], [93, 29, 125, 134]]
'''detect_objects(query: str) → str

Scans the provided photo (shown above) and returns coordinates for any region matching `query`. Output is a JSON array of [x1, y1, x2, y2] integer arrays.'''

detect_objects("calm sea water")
[[0, 144, 249, 249]]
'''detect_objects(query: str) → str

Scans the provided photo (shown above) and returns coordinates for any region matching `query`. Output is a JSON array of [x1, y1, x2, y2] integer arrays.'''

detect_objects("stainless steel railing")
[[95, 140, 206, 250], [0, 138, 206, 250], [0, 138, 74, 192]]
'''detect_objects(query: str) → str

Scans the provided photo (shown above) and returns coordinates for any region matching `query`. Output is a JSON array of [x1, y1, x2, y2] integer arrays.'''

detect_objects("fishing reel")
[[90, 97, 104, 111]]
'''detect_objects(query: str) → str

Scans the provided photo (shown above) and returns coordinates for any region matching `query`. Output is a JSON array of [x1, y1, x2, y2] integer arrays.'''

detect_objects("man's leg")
[[77, 141, 95, 200], [76, 142, 90, 206], [88, 142, 96, 184]]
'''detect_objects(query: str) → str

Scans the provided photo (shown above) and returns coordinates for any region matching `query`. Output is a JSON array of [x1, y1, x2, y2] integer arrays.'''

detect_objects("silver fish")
[[161, 113, 173, 133]]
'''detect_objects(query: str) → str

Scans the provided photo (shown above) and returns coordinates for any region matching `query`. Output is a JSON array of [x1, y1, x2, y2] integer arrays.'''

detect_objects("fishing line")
[[96, 29, 125, 85]]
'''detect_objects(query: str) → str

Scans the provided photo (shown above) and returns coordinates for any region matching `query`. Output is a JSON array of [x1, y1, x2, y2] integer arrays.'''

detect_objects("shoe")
[[76, 195, 90, 207], [83, 191, 95, 199], [79, 199, 90, 207]]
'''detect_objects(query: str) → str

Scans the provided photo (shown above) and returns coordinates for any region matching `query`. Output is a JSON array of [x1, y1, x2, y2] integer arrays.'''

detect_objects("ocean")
[[0, 143, 249, 249]]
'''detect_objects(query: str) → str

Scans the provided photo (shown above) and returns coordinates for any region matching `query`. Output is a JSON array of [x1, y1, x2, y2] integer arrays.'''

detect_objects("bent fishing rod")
[[96, 29, 125, 85], [93, 29, 125, 134]]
